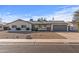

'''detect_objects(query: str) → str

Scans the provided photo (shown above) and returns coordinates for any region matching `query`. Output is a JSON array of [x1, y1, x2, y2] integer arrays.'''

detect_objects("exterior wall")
[[73, 24, 78, 31], [0, 25, 4, 31], [51, 24, 53, 31], [77, 22, 79, 32], [7, 20, 32, 31], [72, 20, 79, 32], [33, 24, 51, 31], [67, 22, 73, 31]]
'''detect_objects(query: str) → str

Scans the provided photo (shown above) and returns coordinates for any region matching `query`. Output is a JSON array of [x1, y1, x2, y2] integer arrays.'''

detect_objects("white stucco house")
[[71, 19, 79, 32], [6, 19, 32, 32], [4, 19, 68, 32], [0, 24, 4, 31]]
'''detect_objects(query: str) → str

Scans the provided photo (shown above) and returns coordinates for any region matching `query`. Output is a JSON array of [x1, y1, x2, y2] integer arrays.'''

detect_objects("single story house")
[[0, 24, 4, 31], [31, 21, 68, 31], [4, 19, 68, 32], [6, 19, 32, 32], [71, 19, 79, 32]]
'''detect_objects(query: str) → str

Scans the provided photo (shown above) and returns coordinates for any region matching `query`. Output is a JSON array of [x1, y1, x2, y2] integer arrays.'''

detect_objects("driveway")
[[57, 32, 79, 39]]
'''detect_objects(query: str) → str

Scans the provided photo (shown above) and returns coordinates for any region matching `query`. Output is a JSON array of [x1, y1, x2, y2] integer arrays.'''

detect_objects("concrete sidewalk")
[[0, 39, 79, 52], [0, 39, 78, 42], [0, 39, 78, 45]]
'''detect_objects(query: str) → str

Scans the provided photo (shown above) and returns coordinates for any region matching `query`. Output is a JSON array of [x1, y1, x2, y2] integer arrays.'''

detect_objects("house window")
[[21, 25, 26, 28], [12, 25, 17, 28], [39, 25, 42, 28], [0, 26, 2, 28]]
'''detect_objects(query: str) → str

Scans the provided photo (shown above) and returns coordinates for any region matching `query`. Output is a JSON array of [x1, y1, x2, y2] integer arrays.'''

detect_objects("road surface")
[[0, 42, 78, 53]]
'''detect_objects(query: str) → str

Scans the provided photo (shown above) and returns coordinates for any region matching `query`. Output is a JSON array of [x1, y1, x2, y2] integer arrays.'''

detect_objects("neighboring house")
[[67, 22, 74, 31], [0, 24, 4, 31], [5, 19, 68, 32], [72, 20, 79, 32]]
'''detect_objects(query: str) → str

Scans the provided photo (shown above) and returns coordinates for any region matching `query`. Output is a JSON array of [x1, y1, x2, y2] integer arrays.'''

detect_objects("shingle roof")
[[6, 19, 67, 25], [6, 19, 32, 25], [31, 21, 67, 24]]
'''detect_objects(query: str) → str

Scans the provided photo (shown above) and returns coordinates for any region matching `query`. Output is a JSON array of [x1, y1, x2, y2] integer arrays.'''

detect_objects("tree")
[[37, 17, 47, 22], [73, 10, 79, 21], [37, 18, 41, 21], [43, 18, 47, 21], [30, 19, 33, 21]]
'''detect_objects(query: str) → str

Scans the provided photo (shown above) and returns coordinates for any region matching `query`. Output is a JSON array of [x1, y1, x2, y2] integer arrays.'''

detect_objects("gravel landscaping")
[[0, 31, 66, 39]]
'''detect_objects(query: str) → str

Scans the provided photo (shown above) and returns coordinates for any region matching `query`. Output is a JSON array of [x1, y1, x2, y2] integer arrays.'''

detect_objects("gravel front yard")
[[0, 31, 66, 39]]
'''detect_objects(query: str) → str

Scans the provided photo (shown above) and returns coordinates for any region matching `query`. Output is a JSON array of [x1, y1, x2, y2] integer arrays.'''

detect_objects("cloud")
[[6, 12, 11, 15], [1, 6, 79, 22], [48, 6, 79, 21], [30, 6, 79, 22], [1, 14, 30, 23]]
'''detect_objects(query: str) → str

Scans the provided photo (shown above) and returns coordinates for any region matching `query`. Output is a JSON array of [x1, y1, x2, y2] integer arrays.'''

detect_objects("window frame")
[[21, 25, 26, 28], [12, 25, 17, 28]]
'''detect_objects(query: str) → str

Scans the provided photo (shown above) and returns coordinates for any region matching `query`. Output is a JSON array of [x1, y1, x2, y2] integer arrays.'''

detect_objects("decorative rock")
[[16, 36, 19, 39], [26, 34, 32, 39]]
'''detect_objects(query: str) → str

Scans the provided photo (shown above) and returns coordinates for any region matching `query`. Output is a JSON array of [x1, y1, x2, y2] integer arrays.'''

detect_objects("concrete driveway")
[[57, 32, 79, 39]]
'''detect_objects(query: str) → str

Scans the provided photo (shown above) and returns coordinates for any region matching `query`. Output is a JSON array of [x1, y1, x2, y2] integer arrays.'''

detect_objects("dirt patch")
[[31, 32, 66, 39], [0, 31, 66, 39]]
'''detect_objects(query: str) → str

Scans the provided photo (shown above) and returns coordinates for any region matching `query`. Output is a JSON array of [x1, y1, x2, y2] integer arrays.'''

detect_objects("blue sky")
[[0, 5, 79, 23]]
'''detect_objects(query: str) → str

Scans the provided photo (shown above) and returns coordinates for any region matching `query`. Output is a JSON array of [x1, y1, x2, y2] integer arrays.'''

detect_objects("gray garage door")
[[53, 25, 67, 31]]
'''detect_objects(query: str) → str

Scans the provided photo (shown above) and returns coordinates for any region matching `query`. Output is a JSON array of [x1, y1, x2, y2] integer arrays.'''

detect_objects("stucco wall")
[[72, 23, 78, 31], [0, 25, 4, 30], [7, 20, 32, 30]]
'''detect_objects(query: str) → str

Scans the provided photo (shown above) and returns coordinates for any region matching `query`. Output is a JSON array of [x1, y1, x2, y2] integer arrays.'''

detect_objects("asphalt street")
[[0, 42, 78, 53]]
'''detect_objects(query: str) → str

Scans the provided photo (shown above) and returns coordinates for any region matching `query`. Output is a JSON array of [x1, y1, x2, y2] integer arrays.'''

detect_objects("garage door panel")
[[53, 25, 67, 31]]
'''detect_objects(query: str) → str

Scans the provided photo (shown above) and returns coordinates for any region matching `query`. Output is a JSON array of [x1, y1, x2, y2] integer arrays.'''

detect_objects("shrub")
[[26, 34, 32, 39], [35, 28, 38, 31], [16, 28, 21, 30], [32, 28, 38, 31], [26, 28, 30, 30], [8, 28, 11, 30]]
